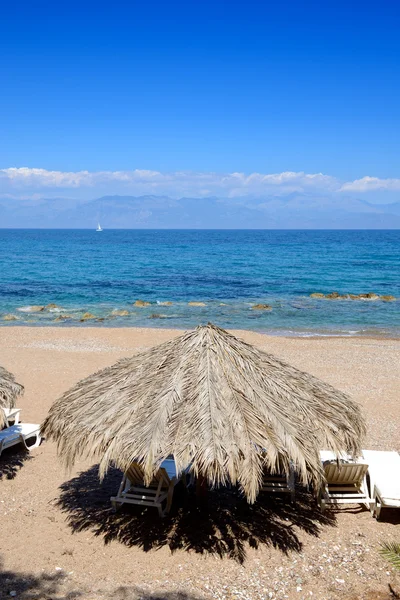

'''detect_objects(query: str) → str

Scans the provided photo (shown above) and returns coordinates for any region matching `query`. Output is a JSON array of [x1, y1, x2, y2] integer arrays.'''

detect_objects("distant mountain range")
[[1, 193, 400, 228]]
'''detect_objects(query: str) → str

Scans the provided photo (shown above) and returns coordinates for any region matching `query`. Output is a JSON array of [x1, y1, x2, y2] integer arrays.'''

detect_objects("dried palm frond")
[[42, 323, 365, 502], [0, 365, 24, 427], [381, 542, 400, 570]]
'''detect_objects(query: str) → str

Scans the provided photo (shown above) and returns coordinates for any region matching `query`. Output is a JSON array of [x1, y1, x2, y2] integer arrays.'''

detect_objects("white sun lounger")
[[2, 407, 21, 426], [111, 458, 188, 517], [362, 450, 400, 520], [261, 466, 295, 503], [319, 450, 372, 511], [0, 423, 41, 457]]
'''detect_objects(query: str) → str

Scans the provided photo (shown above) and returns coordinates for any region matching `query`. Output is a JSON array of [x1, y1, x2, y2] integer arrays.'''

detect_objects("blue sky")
[[1, 1, 400, 202]]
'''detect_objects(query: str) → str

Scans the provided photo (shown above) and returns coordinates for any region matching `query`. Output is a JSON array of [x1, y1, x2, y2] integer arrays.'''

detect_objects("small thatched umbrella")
[[42, 324, 365, 502], [0, 365, 24, 428]]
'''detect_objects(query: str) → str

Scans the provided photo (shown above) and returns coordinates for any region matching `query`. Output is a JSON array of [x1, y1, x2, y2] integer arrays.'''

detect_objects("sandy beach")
[[0, 326, 399, 600]]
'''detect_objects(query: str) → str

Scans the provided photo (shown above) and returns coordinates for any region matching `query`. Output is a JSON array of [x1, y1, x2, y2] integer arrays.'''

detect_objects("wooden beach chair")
[[362, 450, 400, 520], [319, 450, 372, 511], [110, 458, 186, 517], [0, 422, 41, 457], [260, 465, 295, 503], [2, 407, 21, 427]]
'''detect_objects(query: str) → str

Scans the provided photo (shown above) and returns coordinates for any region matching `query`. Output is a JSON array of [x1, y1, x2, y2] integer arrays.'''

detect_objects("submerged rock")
[[349, 294, 359, 300], [188, 301, 206, 306], [2, 314, 18, 321], [310, 293, 325, 298], [17, 305, 45, 313], [46, 303, 59, 309], [381, 295, 396, 302], [111, 309, 130, 316], [54, 314, 72, 322], [158, 301, 173, 306], [149, 313, 168, 319], [80, 312, 96, 321], [134, 300, 151, 307], [252, 304, 272, 310]]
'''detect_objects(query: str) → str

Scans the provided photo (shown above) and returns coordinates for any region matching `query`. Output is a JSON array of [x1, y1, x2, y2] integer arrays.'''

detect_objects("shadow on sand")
[[0, 446, 32, 480], [57, 465, 336, 564], [0, 556, 206, 599], [0, 557, 70, 600]]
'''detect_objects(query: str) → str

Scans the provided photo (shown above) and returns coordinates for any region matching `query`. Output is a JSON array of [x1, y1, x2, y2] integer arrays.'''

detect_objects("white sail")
[[96, 222, 103, 231]]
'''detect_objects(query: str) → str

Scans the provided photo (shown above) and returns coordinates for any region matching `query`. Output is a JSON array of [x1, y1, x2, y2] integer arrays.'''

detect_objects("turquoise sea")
[[0, 229, 399, 337]]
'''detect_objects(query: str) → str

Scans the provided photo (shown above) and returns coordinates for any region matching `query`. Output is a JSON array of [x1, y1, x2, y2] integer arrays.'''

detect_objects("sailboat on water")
[[96, 222, 103, 232]]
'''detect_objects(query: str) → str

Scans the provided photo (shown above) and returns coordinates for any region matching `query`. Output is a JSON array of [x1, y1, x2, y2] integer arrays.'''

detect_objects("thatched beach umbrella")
[[42, 324, 365, 502], [0, 365, 24, 428]]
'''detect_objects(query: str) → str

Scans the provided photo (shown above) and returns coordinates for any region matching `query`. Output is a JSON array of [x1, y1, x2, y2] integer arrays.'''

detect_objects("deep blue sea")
[[0, 229, 399, 337]]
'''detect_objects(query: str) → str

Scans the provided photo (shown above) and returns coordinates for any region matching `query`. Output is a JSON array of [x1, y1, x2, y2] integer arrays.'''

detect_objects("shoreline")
[[1, 323, 400, 341]]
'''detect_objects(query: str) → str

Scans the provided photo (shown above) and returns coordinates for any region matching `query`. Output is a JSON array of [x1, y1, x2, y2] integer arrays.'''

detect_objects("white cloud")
[[0, 167, 339, 197], [1, 167, 399, 199], [340, 176, 400, 193]]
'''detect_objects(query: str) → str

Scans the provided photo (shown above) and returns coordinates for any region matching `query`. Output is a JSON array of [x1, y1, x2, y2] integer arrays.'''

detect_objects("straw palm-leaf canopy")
[[42, 324, 365, 502], [0, 365, 24, 428]]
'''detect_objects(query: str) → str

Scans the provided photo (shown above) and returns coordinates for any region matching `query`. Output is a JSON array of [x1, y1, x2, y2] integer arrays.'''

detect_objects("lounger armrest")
[[7, 408, 21, 425]]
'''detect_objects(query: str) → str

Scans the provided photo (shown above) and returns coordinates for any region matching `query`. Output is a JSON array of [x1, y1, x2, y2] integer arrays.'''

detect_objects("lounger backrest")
[[324, 462, 368, 485], [126, 462, 171, 489]]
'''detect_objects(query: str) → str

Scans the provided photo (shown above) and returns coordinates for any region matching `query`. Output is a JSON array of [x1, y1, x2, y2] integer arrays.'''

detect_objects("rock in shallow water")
[[17, 305, 45, 313], [54, 315, 72, 322], [358, 292, 380, 300], [310, 293, 325, 298], [111, 309, 130, 316], [80, 312, 96, 321], [2, 314, 18, 321], [252, 304, 272, 310], [188, 301, 206, 306], [381, 295, 396, 302], [325, 292, 349, 299], [134, 300, 151, 307]]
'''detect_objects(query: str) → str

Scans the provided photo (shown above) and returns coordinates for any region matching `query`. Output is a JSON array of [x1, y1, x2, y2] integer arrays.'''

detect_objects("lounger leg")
[[375, 499, 382, 521], [19, 433, 41, 451], [165, 485, 174, 514], [317, 487, 325, 511], [319, 486, 329, 513], [288, 467, 295, 504]]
